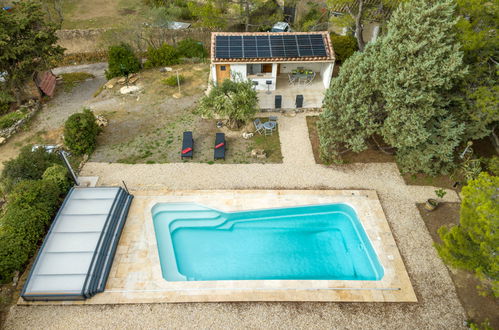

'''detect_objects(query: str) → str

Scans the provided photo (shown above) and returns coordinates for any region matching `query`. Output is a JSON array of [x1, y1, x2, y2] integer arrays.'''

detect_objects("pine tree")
[[437, 172, 499, 297], [318, 0, 468, 174]]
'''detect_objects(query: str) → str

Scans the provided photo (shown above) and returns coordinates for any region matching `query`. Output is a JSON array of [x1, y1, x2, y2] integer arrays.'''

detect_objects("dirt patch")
[[403, 173, 457, 190], [417, 203, 499, 328], [306, 116, 395, 164]]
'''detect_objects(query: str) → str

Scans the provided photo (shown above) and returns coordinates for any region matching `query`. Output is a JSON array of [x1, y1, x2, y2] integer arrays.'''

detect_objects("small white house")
[[210, 31, 335, 92]]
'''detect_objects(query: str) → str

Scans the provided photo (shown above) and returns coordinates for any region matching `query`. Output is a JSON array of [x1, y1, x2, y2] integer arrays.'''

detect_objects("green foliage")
[[195, 79, 258, 128], [61, 72, 95, 92], [105, 43, 141, 80], [144, 43, 180, 68], [0, 110, 25, 129], [162, 75, 184, 87], [437, 172, 499, 297], [485, 156, 499, 176], [297, 3, 323, 31], [42, 165, 71, 192], [0, 179, 62, 283], [63, 108, 100, 156], [330, 34, 358, 63], [454, 0, 499, 140], [0, 90, 14, 115], [0, 1, 64, 103], [318, 0, 468, 175], [434, 189, 447, 199], [187, 1, 226, 30], [177, 38, 207, 59], [1, 146, 62, 192]]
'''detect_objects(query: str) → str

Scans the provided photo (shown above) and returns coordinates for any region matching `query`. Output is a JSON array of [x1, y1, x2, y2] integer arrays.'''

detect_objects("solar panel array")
[[215, 34, 328, 59]]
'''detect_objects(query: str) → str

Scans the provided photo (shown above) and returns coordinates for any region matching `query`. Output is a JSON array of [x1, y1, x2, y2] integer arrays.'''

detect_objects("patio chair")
[[181, 131, 194, 159], [214, 133, 226, 160], [288, 73, 296, 86], [254, 118, 264, 135], [306, 72, 316, 85], [269, 116, 278, 129]]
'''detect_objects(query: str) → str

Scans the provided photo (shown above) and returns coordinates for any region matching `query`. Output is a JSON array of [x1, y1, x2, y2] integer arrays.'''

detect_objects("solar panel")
[[215, 34, 328, 59]]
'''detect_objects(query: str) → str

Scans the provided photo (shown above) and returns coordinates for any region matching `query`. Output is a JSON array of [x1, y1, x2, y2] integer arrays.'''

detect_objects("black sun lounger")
[[214, 133, 226, 160], [181, 131, 194, 159]]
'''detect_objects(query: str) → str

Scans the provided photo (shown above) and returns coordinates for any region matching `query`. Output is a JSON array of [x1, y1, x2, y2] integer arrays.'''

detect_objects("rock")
[[160, 67, 173, 72], [12, 271, 19, 286], [251, 148, 265, 158], [95, 115, 108, 127], [128, 76, 139, 84], [117, 77, 127, 84], [104, 77, 118, 89], [0, 137, 5, 145], [242, 132, 254, 139], [120, 85, 141, 94], [172, 93, 182, 99]]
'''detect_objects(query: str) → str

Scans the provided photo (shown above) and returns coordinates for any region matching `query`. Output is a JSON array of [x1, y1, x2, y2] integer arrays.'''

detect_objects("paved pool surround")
[[20, 190, 417, 304]]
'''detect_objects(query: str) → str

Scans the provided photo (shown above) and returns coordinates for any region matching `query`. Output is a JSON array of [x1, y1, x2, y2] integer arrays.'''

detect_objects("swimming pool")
[[152, 203, 384, 282]]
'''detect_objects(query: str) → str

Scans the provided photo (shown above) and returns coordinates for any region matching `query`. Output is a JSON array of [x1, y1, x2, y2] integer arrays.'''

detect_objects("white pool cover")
[[21, 187, 133, 301]]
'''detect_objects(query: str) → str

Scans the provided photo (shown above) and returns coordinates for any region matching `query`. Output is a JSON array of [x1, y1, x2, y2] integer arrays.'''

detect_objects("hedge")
[[63, 108, 100, 155], [0, 179, 63, 283]]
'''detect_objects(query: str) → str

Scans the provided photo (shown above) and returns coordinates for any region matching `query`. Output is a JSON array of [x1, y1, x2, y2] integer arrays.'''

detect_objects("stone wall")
[[57, 28, 212, 54], [0, 100, 41, 145]]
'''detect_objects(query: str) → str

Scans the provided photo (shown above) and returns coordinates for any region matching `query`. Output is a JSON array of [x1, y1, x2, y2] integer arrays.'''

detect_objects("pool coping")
[[19, 190, 417, 304]]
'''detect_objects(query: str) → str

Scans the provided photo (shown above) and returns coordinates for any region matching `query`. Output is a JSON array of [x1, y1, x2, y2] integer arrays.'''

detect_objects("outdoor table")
[[263, 121, 276, 130], [291, 72, 314, 85]]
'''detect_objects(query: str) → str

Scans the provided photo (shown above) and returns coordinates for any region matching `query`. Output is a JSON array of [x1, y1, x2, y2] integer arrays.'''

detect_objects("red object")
[[215, 142, 225, 149], [35, 71, 57, 97], [181, 147, 192, 154]]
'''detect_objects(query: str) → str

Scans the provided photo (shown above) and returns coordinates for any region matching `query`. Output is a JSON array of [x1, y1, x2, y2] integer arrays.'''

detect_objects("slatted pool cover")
[[21, 187, 133, 301]]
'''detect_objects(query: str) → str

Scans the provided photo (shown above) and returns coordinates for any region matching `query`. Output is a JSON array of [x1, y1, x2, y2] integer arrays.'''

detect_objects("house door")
[[216, 64, 230, 84]]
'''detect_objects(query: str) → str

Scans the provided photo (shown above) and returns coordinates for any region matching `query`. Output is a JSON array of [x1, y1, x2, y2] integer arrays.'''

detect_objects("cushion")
[[181, 147, 192, 154], [215, 142, 225, 149]]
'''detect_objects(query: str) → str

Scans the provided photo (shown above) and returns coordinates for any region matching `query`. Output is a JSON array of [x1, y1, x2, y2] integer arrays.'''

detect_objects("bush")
[[162, 75, 184, 87], [330, 34, 358, 63], [485, 156, 499, 176], [63, 108, 100, 155], [0, 90, 14, 115], [42, 164, 71, 192], [0, 179, 61, 283], [144, 43, 180, 68], [177, 38, 207, 59], [0, 110, 25, 129], [1, 146, 62, 192], [105, 43, 141, 80]]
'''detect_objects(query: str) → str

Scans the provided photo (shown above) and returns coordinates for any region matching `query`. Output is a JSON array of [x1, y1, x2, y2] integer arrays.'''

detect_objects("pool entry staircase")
[[21, 187, 133, 301]]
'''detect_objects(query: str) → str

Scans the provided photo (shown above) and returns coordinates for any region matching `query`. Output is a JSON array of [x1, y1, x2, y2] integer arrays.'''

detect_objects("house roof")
[[211, 32, 335, 63]]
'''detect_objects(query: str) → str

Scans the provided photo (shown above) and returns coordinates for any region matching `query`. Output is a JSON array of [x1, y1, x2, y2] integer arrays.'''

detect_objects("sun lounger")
[[181, 131, 194, 159], [214, 133, 226, 160]]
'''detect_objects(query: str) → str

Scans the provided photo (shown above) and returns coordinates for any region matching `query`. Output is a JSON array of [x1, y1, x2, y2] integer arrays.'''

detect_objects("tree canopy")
[[195, 78, 258, 129], [318, 0, 468, 175], [437, 172, 499, 297], [0, 1, 64, 104]]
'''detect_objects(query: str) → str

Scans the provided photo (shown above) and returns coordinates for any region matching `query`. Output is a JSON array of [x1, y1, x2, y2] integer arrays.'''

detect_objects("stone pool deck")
[[5, 113, 467, 329], [19, 190, 416, 304]]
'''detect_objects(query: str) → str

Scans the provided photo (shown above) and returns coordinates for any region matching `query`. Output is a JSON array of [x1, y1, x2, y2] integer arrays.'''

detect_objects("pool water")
[[151, 203, 384, 281]]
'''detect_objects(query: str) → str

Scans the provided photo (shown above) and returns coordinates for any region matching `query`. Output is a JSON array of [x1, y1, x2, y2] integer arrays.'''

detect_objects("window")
[[220, 66, 226, 71]]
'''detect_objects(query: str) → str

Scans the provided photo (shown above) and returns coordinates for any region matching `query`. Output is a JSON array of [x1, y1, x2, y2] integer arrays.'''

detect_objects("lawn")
[[89, 64, 282, 164], [417, 203, 499, 328], [60, 0, 150, 29]]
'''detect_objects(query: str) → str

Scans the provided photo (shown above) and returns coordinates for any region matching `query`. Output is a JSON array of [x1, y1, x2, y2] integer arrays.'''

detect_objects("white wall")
[[279, 63, 324, 73], [229, 64, 247, 81], [210, 64, 217, 85], [320, 63, 334, 88]]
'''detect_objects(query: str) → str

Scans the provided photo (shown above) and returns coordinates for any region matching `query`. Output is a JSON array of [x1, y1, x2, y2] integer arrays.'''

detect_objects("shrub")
[[0, 110, 25, 129], [437, 172, 499, 297], [42, 164, 71, 193], [330, 34, 358, 63], [0, 90, 14, 115], [485, 156, 499, 176], [0, 179, 61, 283], [105, 43, 141, 80], [177, 38, 207, 59], [63, 108, 100, 155], [1, 146, 62, 192], [144, 43, 180, 68], [162, 75, 184, 87]]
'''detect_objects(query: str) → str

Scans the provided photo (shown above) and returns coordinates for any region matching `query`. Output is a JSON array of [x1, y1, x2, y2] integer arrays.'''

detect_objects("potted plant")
[[425, 188, 447, 211]]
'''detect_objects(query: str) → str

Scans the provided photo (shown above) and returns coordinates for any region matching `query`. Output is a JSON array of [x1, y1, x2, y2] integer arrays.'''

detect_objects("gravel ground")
[[4, 113, 467, 329]]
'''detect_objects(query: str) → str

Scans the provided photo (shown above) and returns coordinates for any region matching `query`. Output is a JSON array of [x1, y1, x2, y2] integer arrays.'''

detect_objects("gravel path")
[[4, 113, 467, 329]]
